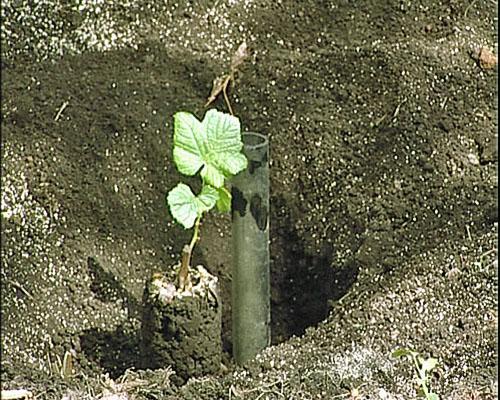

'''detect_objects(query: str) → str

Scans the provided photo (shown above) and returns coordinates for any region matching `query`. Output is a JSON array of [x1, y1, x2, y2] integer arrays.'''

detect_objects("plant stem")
[[189, 215, 202, 253], [222, 75, 234, 115], [420, 371, 430, 398], [178, 215, 202, 291], [413, 355, 430, 399]]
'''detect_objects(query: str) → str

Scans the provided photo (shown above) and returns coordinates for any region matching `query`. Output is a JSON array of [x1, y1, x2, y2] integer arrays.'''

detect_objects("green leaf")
[[215, 186, 231, 212], [427, 393, 439, 400], [421, 357, 438, 373], [416, 377, 427, 387], [173, 112, 206, 176], [392, 348, 417, 359], [195, 185, 219, 213], [167, 183, 198, 229], [173, 109, 247, 188], [167, 183, 219, 229]]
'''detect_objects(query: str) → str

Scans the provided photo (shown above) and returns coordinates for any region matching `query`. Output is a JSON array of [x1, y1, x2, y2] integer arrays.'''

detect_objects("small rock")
[[471, 46, 498, 70], [467, 153, 480, 166], [478, 140, 498, 164]]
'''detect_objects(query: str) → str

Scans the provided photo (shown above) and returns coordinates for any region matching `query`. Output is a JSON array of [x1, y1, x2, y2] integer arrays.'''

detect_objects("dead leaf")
[[230, 41, 249, 73], [205, 41, 250, 112], [205, 75, 230, 107]]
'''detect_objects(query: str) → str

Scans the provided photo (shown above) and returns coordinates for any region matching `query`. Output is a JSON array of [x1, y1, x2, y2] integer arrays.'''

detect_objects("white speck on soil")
[[1, 0, 258, 64]]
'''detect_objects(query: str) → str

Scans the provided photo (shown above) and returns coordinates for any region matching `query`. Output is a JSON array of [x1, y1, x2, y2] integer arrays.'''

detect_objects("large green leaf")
[[173, 109, 248, 188], [167, 183, 219, 229], [172, 112, 206, 176]]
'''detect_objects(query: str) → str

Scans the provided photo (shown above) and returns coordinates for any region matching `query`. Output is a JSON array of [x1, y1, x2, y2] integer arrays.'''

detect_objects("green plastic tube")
[[231, 132, 270, 365]]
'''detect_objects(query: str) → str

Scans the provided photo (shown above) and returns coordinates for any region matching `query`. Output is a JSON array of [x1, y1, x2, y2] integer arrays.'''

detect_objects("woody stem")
[[178, 216, 201, 290]]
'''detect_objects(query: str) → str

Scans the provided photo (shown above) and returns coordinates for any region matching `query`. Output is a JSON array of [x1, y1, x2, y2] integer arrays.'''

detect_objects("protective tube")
[[231, 132, 270, 365]]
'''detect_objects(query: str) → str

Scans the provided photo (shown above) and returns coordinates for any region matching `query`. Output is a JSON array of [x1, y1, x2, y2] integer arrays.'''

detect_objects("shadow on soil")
[[80, 326, 141, 379], [80, 257, 143, 378]]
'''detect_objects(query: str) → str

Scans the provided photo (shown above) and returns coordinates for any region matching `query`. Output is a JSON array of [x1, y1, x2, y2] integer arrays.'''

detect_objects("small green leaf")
[[195, 185, 219, 213], [200, 163, 226, 189], [167, 183, 199, 229], [167, 183, 219, 229], [416, 377, 426, 387], [172, 109, 247, 188], [392, 348, 417, 358], [421, 357, 438, 373], [215, 186, 232, 212], [427, 393, 439, 400]]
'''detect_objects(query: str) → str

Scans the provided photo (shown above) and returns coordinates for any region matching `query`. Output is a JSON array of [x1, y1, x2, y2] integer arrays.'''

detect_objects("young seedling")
[[392, 348, 440, 400], [167, 109, 248, 291], [205, 41, 250, 115]]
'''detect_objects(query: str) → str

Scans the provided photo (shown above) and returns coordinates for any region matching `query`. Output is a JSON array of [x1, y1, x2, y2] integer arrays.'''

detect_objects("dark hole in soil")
[[270, 235, 360, 343], [270, 195, 359, 343]]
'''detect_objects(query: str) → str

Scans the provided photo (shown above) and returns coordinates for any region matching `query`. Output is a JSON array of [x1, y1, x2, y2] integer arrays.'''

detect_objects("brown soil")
[[1, 1, 497, 399]]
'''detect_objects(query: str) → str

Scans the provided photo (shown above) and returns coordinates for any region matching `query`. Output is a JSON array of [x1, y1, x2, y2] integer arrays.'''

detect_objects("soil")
[[1, 1, 497, 399]]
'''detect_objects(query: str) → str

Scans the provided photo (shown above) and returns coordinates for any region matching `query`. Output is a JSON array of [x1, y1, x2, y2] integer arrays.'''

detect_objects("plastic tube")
[[231, 132, 270, 365]]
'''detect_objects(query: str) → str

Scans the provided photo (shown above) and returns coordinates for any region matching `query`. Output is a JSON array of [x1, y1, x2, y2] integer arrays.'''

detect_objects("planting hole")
[[269, 195, 359, 343]]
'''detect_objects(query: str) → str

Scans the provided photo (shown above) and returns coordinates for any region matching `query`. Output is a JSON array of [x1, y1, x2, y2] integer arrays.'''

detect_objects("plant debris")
[[205, 42, 250, 115]]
